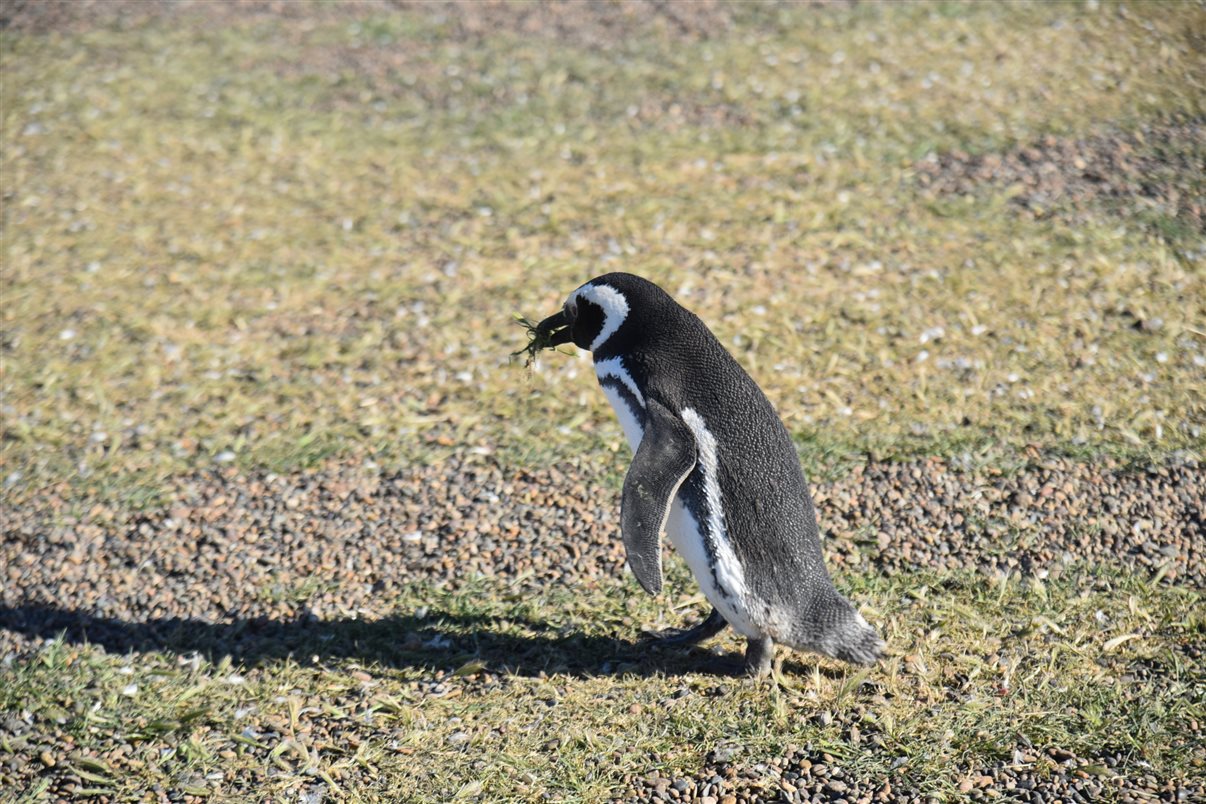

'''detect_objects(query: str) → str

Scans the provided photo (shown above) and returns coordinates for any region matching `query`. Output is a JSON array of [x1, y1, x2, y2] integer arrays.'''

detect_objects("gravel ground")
[[914, 117, 1205, 247], [623, 743, 1199, 804], [2, 453, 1201, 800], [2, 453, 1201, 637]]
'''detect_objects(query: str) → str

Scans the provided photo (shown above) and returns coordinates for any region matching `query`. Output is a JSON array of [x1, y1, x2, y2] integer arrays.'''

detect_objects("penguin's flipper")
[[621, 398, 697, 595]]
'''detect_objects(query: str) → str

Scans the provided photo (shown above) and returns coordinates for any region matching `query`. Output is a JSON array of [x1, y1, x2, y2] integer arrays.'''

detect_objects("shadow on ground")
[[0, 602, 767, 678]]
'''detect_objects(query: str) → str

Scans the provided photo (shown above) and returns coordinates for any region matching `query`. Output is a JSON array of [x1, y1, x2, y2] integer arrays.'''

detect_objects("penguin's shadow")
[[0, 602, 767, 679]]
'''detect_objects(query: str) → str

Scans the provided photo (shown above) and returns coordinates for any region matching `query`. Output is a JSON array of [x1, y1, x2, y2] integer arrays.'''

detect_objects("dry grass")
[[2, 1, 1204, 500]]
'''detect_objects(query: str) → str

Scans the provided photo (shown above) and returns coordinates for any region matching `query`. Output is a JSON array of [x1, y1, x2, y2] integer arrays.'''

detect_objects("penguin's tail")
[[817, 594, 885, 666]]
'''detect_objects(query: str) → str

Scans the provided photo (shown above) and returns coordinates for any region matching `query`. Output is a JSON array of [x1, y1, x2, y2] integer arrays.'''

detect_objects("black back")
[[580, 273, 833, 617]]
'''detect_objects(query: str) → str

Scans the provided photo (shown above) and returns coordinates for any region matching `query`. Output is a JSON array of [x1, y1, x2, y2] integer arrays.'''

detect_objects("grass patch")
[[3, 563, 1201, 799], [2, 2, 1204, 500]]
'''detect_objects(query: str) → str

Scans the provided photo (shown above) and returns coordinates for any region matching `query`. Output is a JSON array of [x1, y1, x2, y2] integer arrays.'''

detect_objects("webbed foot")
[[644, 607, 727, 646]]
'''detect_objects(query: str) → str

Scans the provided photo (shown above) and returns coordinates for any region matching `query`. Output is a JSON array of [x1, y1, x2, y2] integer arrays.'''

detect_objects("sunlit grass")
[[3, 3, 1203, 501], [3, 564, 1200, 799]]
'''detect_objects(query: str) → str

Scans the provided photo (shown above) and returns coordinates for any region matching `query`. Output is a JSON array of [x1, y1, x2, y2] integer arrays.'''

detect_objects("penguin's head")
[[535, 273, 665, 354]]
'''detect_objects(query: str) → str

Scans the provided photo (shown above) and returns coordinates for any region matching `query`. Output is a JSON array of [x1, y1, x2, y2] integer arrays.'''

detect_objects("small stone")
[[711, 745, 740, 763]]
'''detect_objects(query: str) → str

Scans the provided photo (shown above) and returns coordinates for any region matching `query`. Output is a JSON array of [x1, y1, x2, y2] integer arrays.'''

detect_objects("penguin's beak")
[[535, 309, 573, 347]]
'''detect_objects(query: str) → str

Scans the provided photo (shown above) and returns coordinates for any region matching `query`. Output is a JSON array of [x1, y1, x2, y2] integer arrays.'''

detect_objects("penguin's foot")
[[645, 607, 727, 647], [743, 636, 775, 678]]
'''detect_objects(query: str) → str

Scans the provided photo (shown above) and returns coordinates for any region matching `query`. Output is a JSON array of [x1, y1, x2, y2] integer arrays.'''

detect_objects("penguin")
[[532, 272, 883, 677]]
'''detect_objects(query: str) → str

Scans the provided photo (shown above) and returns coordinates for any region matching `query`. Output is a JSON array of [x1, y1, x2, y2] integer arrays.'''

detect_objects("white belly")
[[599, 382, 644, 452], [665, 498, 760, 638], [599, 383, 760, 638]]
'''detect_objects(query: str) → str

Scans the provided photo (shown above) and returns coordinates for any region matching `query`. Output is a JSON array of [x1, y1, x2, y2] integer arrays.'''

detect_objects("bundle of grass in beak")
[[511, 313, 571, 368]]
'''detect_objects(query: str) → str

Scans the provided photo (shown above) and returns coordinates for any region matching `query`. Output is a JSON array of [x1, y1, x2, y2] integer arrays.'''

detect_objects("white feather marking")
[[570, 284, 629, 351], [599, 382, 644, 452], [594, 357, 645, 408], [674, 408, 758, 637]]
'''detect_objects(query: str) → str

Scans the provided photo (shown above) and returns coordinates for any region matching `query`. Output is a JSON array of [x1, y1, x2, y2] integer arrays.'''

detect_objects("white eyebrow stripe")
[[571, 284, 629, 352], [594, 356, 645, 408]]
